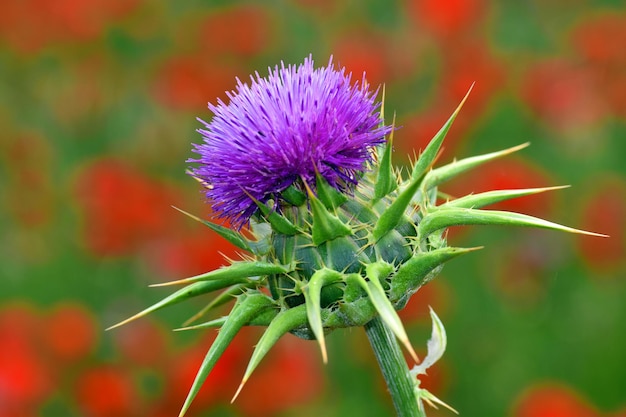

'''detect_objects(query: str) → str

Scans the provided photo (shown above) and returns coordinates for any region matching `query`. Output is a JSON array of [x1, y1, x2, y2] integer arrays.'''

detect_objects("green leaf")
[[232, 304, 309, 402], [411, 84, 473, 181], [303, 269, 344, 363], [439, 186, 569, 210], [356, 269, 419, 363], [418, 207, 608, 240], [178, 292, 276, 417], [282, 184, 306, 206], [150, 261, 291, 287], [183, 283, 250, 326], [421, 143, 529, 191], [172, 206, 252, 252], [106, 280, 244, 330]]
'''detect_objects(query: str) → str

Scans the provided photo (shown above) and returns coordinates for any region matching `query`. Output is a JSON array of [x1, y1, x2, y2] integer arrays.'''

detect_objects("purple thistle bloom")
[[188, 55, 392, 225]]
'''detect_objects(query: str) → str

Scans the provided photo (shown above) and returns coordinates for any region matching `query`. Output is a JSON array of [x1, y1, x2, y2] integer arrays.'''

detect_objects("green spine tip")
[[231, 304, 309, 403], [149, 261, 290, 287], [356, 271, 419, 364], [422, 142, 530, 191], [374, 113, 398, 200], [182, 284, 248, 326], [178, 293, 275, 417], [303, 181, 352, 245], [106, 281, 230, 331], [440, 185, 571, 210], [411, 83, 474, 181], [303, 268, 343, 363], [172, 206, 252, 252]]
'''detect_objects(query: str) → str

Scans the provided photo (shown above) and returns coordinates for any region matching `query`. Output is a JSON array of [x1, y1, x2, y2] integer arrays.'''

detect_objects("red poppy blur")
[[577, 177, 625, 272], [41, 302, 97, 362], [512, 383, 598, 417], [334, 30, 392, 87], [0, 305, 51, 413], [153, 56, 244, 111], [521, 59, 606, 132], [406, 0, 485, 41], [198, 5, 271, 57], [112, 318, 169, 367], [0, 0, 141, 54], [75, 366, 136, 417], [74, 159, 180, 257]]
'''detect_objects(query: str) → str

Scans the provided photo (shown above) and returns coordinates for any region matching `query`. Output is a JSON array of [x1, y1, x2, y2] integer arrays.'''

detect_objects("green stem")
[[364, 316, 424, 417]]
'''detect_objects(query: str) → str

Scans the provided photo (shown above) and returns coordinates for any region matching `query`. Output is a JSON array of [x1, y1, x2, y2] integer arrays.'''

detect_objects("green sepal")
[[355, 267, 419, 363], [151, 261, 291, 287], [232, 304, 309, 401], [106, 280, 245, 330], [374, 228, 412, 265], [302, 268, 344, 363], [323, 236, 370, 274], [440, 186, 569, 210], [178, 292, 275, 417], [309, 190, 352, 246], [421, 143, 529, 192], [411, 85, 473, 181], [253, 198, 300, 235], [372, 174, 421, 241], [374, 117, 398, 200], [172, 206, 252, 252], [315, 172, 348, 211], [282, 184, 306, 206], [418, 207, 607, 240], [389, 247, 479, 305]]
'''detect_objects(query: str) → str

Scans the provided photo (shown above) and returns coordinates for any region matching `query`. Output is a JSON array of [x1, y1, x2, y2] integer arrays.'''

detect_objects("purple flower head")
[[188, 55, 392, 226]]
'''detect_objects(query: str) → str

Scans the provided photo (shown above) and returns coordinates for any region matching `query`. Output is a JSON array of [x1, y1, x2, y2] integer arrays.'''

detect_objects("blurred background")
[[1, 0, 625, 416]]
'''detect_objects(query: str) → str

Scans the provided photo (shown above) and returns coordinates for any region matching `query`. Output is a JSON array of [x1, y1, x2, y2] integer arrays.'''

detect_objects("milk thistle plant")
[[109, 56, 603, 417]]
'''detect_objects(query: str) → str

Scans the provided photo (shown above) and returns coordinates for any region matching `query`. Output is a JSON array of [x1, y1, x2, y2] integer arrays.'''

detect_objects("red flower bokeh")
[[512, 383, 598, 417]]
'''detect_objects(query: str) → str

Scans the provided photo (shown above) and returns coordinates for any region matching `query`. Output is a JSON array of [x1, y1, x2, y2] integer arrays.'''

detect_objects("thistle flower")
[[109, 56, 605, 417], [188, 55, 391, 226]]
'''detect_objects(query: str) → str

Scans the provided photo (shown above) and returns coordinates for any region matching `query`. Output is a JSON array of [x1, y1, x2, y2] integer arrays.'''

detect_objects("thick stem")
[[364, 316, 424, 417]]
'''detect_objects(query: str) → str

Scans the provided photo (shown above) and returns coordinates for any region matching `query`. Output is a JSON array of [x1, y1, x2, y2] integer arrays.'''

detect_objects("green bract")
[[108, 88, 603, 417]]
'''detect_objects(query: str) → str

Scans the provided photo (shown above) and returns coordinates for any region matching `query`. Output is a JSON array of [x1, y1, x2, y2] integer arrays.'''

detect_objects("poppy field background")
[[1, 1, 625, 416]]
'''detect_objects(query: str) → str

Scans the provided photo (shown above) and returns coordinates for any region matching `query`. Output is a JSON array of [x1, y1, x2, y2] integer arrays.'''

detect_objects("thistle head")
[[188, 55, 392, 226]]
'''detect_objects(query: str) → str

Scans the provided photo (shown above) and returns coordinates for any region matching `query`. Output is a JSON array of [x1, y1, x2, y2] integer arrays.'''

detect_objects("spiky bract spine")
[[108, 89, 604, 417]]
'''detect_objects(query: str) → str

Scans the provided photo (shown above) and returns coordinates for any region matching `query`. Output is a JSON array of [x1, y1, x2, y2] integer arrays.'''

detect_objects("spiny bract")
[[108, 65, 603, 417]]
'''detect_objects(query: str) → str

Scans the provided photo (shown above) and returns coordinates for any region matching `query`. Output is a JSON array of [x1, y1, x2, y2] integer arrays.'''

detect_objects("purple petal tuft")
[[188, 55, 392, 226]]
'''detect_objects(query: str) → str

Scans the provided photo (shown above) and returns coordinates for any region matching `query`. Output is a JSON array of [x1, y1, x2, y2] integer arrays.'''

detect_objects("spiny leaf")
[[150, 261, 291, 287], [390, 247, 481, 304], [418, 207, 608, 240], [302, 269, 343, 363], [172, 206, 252, 252], [282, 184, 306, 206], [304, 182, 352, 245], [374, 114, 398, 200], [439, 186, 569, 210], [356, 269, 419, 363], [232, 304, 309, 402], [315, 172, 348, 211], [178, 292, 275, 417], [411, 84, 474, 181], [106, 280, 242, 330], [421, 143, 529, 192]]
